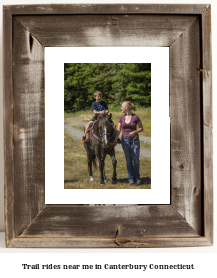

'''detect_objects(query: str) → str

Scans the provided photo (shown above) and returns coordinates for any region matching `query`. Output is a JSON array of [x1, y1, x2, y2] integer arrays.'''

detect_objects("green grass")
[[65, 106, 151, 137], [64, 131, 151, 189], [64, 106, 151, 189], [64, 109, 92, 119]]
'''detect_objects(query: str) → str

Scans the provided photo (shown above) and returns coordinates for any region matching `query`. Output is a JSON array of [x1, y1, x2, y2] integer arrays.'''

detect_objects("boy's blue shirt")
[[91, 100, 108, 112]]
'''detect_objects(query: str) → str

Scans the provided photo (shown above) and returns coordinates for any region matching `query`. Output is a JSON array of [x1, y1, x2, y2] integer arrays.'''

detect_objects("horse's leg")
[[87, 153, 94, 182], [96, 151, 105, 186], [110, 148, 117, 184], [103, 154, 107, 182]]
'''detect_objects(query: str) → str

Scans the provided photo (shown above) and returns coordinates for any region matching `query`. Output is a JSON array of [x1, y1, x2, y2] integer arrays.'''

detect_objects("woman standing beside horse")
[[115, 101, 143, 185]]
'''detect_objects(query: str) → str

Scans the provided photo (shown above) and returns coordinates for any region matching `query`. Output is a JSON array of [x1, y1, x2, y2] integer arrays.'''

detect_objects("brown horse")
[[84, 114, 118, 186]]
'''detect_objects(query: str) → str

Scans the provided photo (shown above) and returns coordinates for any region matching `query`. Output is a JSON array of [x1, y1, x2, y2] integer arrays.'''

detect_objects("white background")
[[0, 0, 216, 277], [45, 47, 170, 204]]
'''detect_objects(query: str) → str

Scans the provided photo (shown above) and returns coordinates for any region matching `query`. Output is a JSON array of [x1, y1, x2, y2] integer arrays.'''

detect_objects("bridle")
[[91, 119, 115, 160]]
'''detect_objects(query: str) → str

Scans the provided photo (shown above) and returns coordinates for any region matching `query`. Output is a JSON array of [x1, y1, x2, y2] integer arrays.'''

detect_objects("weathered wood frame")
[[3, 4, 212, 248]]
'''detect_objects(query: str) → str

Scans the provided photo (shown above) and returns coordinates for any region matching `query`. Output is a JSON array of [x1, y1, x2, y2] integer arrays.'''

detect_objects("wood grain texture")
[[7, 237, 212, 248], [170, 17, 202, 234], [16, 15, 197, 47], [4, 4, 207, 15], [20, 205, 198, 238], [13, 17, 45, 237], [3, 4, 213, 248], [3, 7, 14, 247], [203, 126, 213, 243], [201, 6, 213, 244], [202, 6, 212, 129]]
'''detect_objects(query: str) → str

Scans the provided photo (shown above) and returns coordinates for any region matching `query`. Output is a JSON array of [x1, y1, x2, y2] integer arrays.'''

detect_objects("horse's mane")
[[92, 114, 112, 138], [93, 114, 110, 129], [92, 119, 99, 137]]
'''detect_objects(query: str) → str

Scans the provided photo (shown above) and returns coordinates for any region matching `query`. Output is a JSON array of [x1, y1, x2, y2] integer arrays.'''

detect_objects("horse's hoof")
[[90, 176, 94, 182], [100, 183, 104, 186], [111, 178, 117, 184]]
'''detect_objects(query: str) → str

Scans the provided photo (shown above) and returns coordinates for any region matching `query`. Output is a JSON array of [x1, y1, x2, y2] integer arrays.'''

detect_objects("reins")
[[123, 134, 138, 157], [90, 119, 115, 160]]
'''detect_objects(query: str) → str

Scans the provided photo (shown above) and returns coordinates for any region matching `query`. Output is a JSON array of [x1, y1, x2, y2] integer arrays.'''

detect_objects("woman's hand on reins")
[[129, 131, 136, 138]]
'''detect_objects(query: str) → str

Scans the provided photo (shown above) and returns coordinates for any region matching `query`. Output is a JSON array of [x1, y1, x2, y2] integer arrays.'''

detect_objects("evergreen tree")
[[64, 63, 151, 111]]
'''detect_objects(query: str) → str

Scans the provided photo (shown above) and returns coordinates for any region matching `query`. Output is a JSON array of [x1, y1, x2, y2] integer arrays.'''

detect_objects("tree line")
[[64, 63, 151, 112]]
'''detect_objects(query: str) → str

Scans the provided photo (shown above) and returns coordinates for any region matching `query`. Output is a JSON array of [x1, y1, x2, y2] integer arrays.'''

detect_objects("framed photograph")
[[4, 4, 212, 248], [45, 47, 170, 204]]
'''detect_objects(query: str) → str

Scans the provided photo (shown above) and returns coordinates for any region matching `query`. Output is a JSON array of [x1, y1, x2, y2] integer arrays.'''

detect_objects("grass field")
[[64, 106, 151, 137], [64, 132, 151, 189], [64, 107, 151, 189]]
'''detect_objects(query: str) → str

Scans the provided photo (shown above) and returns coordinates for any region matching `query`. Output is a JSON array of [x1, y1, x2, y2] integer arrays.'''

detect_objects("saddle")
[[84, 120, 99, 143], [84, 122, 91, 142], [84, 122, 94, 144], [84, 118, 118, 145], [86, 131, 90, 142]]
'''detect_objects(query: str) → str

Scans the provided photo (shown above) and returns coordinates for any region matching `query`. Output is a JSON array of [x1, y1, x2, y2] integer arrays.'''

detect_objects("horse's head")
[[97, 113, 113, 148]]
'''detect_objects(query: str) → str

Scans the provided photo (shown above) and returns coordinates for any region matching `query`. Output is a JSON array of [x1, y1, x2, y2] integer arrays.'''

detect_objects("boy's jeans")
[[122, 137, 140, 182]]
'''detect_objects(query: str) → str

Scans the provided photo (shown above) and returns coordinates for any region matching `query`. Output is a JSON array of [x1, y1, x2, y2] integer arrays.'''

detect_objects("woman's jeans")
[[122, 137, 140, 182]]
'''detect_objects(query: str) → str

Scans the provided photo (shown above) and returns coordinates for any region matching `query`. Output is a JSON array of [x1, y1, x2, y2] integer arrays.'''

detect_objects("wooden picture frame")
[[3, 4, 213, 248]]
